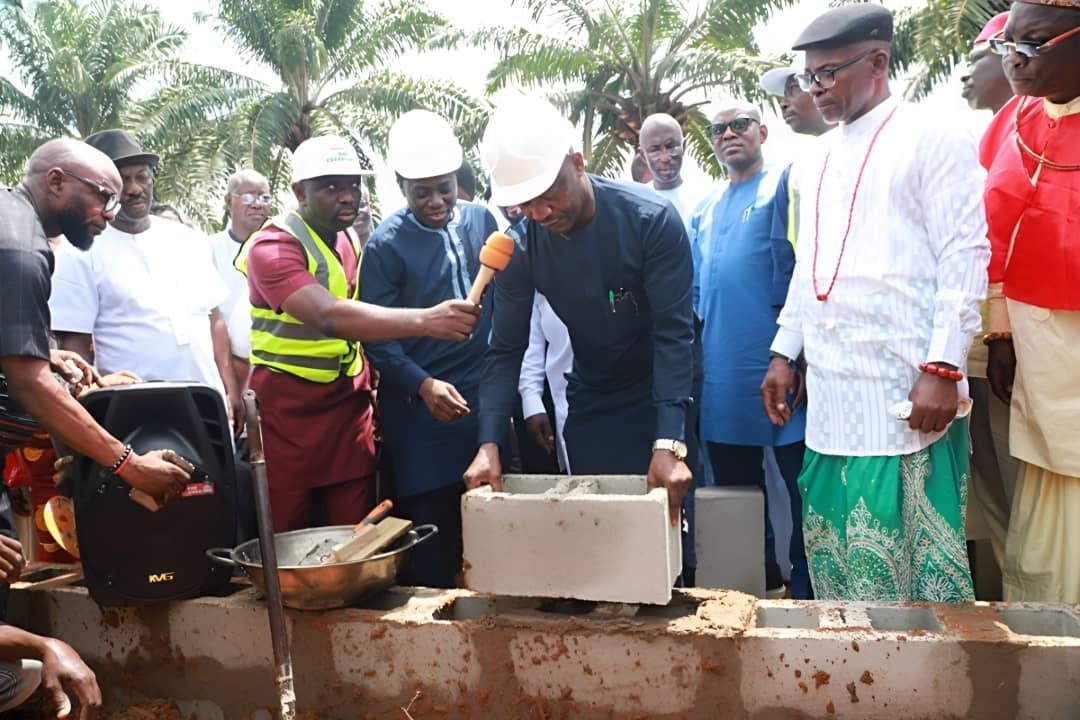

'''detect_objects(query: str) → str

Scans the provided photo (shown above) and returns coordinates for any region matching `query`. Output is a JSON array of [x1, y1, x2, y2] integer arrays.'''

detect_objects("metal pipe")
[[244, 390, 296, 720]]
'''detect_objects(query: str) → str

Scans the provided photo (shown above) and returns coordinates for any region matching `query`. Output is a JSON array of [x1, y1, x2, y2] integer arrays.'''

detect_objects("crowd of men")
[[0, 0, 1077, 714]]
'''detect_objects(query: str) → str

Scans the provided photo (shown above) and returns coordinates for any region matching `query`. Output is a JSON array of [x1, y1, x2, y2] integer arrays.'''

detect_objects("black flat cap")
[[792, 3, 893, 51], [84, 129, 160, 169]]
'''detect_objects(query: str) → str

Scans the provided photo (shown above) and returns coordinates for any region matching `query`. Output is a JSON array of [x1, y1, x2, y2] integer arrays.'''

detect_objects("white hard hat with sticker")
[[291, 135, 367, 183]]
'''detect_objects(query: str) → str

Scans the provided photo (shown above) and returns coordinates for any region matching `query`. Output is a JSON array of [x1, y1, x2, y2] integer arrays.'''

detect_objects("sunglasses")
[[989, 24, 1080, 59], [63, 170, 119, 214], [232, 192, 273, 206], [708, 117, 759, 138], [783, 78, 805, 101], [796, 48, 877, 92]]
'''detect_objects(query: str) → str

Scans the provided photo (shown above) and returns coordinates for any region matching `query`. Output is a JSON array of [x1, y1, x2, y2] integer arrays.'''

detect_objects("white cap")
[[291, 135, 367, 182], [480, 95, 577, 207], [760, 65, 801, 97], [387, 110, 463, 180]]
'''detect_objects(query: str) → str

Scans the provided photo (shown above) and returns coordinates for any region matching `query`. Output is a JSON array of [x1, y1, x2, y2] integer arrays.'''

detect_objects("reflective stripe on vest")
[[236, 212, 363, 383]]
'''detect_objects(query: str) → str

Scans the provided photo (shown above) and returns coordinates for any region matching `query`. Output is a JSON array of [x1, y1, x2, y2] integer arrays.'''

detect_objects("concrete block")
[[997, 607, 1080, 638], [461, 474, 680, 605], [866, 606, 944, 633], [694, 486, 765, 596]]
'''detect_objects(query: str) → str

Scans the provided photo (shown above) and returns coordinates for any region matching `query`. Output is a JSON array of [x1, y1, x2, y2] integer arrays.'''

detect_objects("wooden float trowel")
[[296, 499, 411, 565], [327, 508, 412, 564]]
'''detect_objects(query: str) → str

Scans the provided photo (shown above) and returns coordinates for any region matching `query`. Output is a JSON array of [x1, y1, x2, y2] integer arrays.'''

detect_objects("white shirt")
[[50, 217, 228, 397], [771, 98, 989, 457], [210, 229, 252, 358], [652, 180, 709, 229], [518, 292, 573, 472]]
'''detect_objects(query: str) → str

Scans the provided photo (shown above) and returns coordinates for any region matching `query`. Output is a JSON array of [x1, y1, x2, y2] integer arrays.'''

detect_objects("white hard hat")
[[480, 95, 577, 207], [387, 110, 463, 180], [291, 135, 367, 182], [760, 65, 802, 97]]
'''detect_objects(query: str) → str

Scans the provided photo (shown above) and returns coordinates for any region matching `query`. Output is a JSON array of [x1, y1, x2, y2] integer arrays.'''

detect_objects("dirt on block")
[[101, 698, 189, 720]]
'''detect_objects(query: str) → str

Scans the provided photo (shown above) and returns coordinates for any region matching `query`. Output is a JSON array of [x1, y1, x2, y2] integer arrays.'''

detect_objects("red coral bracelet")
[[918, 362, 963, 382]]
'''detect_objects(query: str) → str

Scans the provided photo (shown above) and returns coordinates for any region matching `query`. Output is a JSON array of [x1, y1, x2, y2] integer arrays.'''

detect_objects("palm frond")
[[891, 0, 1011, 99]]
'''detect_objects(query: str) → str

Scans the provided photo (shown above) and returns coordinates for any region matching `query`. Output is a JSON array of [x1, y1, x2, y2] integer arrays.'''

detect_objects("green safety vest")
[[235, 211, 363, 383]]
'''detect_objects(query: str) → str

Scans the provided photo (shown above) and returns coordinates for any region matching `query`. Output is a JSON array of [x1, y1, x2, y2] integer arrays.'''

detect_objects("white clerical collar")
[[839, 96, 900, 138]]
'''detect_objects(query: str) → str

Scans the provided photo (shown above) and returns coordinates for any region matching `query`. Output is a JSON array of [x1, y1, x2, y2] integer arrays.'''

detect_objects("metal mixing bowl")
[[207, 524, 437, 610]]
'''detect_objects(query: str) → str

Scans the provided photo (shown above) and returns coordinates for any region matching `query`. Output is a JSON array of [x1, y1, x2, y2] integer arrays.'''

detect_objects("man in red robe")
[[981, 0, 1080, 603]]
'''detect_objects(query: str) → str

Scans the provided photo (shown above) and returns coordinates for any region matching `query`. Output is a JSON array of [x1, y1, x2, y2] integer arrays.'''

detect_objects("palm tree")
[[466, 0, 796, 177], [0, 0, 187, 183], [891, 0, 1011, 99], [140, 0, 489, 227]]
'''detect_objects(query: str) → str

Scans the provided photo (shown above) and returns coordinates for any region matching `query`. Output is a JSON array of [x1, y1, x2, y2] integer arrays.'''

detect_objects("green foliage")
[[2, 0, 1008, 220], [142, 0, 488, 229], [890, 0, 1012, 99], [0, 0, 187, 182], [0, 0, 486, 229], [472, 0, 796, 178]]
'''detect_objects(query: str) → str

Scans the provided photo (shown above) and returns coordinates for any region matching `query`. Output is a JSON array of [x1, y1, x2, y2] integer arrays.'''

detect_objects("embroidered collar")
[[1044, 95, 1080, 120]]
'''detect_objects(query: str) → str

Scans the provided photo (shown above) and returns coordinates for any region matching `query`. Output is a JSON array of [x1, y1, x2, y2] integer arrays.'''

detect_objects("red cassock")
[[981, 95, 1080, 310]]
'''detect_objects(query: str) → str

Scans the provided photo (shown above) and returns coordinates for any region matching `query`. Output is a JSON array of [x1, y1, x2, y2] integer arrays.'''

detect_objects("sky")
[[5, 0, 990, 213]]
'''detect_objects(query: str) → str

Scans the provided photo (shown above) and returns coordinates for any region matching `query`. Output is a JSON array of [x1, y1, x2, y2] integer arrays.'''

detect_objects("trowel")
[[296, 498, 397, 566]]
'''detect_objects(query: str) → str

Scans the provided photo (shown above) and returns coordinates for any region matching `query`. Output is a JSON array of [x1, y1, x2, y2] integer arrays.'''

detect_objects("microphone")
[[467, 231, 515, 304]]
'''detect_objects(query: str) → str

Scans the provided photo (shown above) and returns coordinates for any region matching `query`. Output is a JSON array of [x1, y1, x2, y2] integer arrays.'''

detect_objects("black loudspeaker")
[[73, 382, 236, 606]]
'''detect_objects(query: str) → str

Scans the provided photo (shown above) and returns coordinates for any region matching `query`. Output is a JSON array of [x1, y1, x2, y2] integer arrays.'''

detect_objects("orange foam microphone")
[[467, 231, 515, 304]]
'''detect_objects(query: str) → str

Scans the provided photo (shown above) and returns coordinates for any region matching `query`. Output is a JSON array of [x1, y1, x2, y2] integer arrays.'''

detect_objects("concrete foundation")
[[7, 567, 1080, 719]]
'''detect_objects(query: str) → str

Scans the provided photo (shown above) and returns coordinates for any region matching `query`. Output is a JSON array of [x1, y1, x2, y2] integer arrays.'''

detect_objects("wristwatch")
[[652, 439, 688, 461]]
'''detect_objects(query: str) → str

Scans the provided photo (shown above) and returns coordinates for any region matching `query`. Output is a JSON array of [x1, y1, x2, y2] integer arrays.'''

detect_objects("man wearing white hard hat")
[[361, 110, 499, 587], [761, 64, 831, 138], [464, 96, 702, 533], [236, 134, 480, 531], [758, 63, 831, 297]]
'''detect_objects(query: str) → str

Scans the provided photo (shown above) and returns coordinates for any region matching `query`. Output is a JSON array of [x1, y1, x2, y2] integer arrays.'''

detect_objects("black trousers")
[[0, 489, 17, 620], [394, 482, 465, 589]]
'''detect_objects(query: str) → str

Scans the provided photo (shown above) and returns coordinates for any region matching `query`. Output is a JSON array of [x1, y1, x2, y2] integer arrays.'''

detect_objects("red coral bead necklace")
[[811, 105, 899, 302]]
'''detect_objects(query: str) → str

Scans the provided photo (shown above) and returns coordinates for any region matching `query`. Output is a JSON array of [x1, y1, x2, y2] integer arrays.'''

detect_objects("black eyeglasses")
[[62, 170, 119, 213], [989, 25, 1080, 59], [231, 192, 273, 206], [708, 117, 758, 138], [796, 48, 877, 92]]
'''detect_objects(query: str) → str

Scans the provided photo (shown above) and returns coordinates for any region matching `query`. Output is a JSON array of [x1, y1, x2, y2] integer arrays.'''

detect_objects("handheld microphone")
[[467, 231, 515, 304]]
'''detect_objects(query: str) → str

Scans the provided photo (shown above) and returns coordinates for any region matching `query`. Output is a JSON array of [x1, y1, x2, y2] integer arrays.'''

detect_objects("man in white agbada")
[[50, 130, 241, 429], [210, 169, 272, 397], [518, 291, 572, 472], [760, 4, 989, 602]]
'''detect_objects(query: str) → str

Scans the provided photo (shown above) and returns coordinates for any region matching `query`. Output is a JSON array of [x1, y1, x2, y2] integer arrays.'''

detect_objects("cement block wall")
[[7, 573, 1080, 719]]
